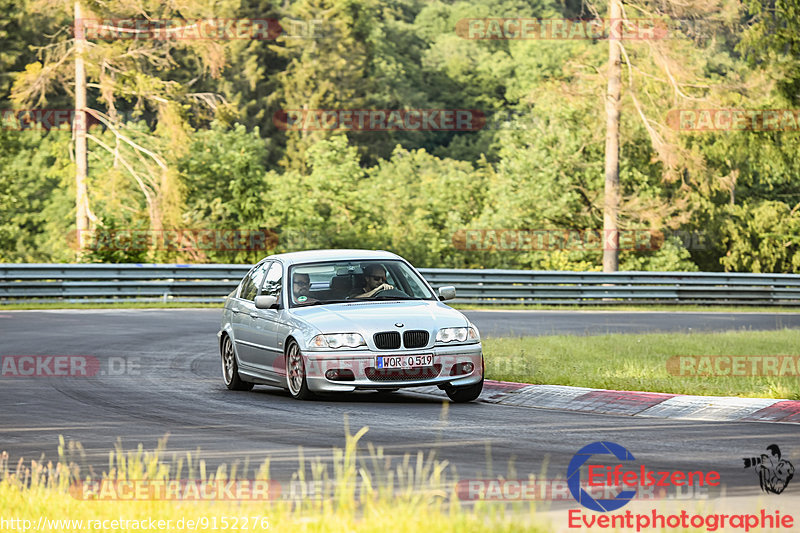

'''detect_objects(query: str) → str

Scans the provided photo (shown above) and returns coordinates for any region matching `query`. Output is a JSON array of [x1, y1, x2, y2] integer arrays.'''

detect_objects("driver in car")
[[352, 264, 394, 298]]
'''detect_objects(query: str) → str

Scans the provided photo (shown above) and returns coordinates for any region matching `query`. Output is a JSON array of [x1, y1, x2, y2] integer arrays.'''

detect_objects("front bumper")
[[302, 343, 483, 392]]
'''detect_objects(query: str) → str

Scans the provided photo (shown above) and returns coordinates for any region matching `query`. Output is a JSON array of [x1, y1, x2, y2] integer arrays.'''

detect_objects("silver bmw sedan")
[[218, 249, 483, 402]]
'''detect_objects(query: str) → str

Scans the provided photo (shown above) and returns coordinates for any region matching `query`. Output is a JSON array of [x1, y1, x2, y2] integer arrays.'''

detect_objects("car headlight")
[[310, 333, 366, 349], [436, 326, 480, 344]]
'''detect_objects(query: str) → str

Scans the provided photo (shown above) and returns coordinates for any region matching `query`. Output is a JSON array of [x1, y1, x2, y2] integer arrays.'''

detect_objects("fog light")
[[325, 369, 355, 381], [450, 362, 474, 376]]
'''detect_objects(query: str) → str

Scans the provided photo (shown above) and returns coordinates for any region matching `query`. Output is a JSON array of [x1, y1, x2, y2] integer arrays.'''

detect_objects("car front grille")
[[374, 331, 401, 350], [403, 330, 429, 349], [365, 364, 442, 381]]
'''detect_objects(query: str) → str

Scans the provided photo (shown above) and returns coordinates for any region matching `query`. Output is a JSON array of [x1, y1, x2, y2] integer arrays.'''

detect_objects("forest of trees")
[[1, 0, 799, 272]]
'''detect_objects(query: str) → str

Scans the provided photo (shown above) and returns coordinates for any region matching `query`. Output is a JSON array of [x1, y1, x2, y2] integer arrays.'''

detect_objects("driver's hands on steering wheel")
[[358, 283, 394, 298]]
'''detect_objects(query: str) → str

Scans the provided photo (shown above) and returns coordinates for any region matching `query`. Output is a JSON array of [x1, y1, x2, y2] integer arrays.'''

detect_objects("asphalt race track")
[[461, 309, 800, 337], [1, 309, 799, 510]]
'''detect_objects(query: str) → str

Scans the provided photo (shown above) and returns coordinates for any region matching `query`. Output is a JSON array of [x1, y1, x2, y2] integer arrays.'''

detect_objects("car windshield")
[[288, 260, 435, 307]]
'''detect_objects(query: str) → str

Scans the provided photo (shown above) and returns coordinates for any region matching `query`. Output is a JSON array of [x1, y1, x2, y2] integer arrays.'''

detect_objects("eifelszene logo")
[[743, 444, 795, 494], [567, 441, 721, 512], [568, 441, 637, 512]]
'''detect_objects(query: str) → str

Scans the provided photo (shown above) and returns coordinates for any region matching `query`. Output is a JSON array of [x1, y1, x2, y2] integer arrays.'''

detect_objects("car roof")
[[263, 249, 403, 266]]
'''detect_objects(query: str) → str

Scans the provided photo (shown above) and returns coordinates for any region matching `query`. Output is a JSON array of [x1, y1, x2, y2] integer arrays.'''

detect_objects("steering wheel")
[[346, 285, 389, 299]]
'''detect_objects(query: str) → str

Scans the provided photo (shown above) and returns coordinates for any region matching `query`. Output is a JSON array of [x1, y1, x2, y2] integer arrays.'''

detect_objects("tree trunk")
[[74, 1, 90, 255], [603, 0, 622, 272]]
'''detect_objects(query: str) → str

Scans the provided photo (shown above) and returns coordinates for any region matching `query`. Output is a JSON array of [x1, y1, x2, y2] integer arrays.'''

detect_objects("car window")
[[261, 262, 283, 299], [287, 260, 435, 307], [240, 262, 270, 301], [238, 270, 254, 299], [390, 265, 428, 298]]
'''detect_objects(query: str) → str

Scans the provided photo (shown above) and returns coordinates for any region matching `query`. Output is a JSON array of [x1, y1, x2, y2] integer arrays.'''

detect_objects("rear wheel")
[[286, 340, 315, 400], [221, 335, 253, 391]]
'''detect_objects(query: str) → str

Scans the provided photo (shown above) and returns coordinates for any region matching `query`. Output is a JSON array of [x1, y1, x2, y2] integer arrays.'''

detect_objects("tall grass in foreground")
[[483, 328, 800, 399], [0, 427, 549, 533]]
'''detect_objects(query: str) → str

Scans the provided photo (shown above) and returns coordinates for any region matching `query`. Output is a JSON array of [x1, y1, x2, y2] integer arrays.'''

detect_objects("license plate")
[[376, 354, 434, 369]]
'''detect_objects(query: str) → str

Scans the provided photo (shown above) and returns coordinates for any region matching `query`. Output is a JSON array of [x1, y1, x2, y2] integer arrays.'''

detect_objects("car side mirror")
[[438, 286, 456, 301], [254, 295, 279, 309]]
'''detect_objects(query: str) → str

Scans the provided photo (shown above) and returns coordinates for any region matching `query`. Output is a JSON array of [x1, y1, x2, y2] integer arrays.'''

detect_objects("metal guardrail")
[[1, 263, 800, 306]]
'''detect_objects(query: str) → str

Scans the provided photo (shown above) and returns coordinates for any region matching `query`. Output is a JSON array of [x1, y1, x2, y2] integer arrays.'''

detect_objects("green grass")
[[483, 329, 800, 399], [1, 429, 551, 533]]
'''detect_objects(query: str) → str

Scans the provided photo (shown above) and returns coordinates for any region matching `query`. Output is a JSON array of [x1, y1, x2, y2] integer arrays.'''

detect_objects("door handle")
[[249, 312, 259, 319], [231, 309, 241, 314]]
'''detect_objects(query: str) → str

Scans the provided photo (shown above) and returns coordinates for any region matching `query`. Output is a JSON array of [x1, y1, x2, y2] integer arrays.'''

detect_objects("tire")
[[221, 335, 254, 391], [445, 378, 483, 403], [286, 340, 315, 400]]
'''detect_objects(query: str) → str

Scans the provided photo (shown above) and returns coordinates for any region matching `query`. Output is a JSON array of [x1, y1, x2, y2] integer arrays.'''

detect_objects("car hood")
[[290, 300, 470, 334]]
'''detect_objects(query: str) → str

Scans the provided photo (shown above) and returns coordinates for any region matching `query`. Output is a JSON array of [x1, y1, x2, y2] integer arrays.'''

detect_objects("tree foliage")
[[1, 0, 799, 272]]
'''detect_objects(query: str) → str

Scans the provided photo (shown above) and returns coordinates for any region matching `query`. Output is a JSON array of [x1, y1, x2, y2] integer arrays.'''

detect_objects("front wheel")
[[286, 340, 315, 400], [221, 335, 253, 391], [446, 378, 483, 403]]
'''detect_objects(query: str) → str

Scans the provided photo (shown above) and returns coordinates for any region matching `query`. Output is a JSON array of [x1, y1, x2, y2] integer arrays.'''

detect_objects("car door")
[[232, 261, 270, 369], [247, 261, 285, 378]]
